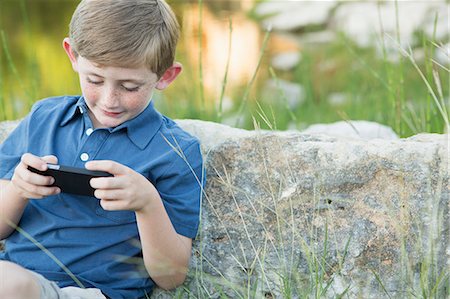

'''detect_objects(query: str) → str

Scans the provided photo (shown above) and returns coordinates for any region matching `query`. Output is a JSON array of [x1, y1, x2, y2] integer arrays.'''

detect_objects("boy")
[[0, 0, 204, 298]]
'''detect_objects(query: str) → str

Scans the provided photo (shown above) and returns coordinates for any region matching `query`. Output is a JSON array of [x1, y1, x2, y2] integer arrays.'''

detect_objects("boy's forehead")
[[79, 56, 157, 80], [88, 58, 146, 72]]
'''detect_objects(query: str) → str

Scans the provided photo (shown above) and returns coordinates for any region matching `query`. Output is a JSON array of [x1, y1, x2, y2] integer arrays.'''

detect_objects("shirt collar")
[[60, 97, 163, 150], [60, 97, 86, 127], [113, 100, 163, 150]]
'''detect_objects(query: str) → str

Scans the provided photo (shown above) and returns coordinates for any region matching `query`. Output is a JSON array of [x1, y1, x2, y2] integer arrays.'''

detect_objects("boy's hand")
[[86, 160, 160, 212], [11, 153, 61, 200]]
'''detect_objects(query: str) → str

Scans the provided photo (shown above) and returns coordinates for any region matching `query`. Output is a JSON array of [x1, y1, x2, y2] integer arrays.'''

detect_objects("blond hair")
[[69, 0, 179, 78]]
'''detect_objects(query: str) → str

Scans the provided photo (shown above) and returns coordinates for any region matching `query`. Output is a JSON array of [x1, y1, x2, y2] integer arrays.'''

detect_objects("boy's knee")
[[0, 261, 41, 299]]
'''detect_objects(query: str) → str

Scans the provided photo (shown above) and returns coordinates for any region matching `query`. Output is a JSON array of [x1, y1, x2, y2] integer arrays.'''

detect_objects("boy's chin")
[[94, 116, 125, 129], [102, 120, 124, 128]]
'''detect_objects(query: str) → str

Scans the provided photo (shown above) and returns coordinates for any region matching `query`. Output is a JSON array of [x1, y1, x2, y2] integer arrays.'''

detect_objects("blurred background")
[[0, 0, 449, 137]]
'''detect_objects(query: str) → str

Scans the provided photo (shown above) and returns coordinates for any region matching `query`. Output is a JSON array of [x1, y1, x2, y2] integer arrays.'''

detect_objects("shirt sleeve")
[[0, 102, 46, 180], [0, 117, 32, 180], [156, 141, 205, 239]]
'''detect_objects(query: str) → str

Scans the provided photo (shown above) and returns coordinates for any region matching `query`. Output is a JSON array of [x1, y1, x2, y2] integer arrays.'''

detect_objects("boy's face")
[[63, 38, 181, 129], [76, 56, 157, 128]]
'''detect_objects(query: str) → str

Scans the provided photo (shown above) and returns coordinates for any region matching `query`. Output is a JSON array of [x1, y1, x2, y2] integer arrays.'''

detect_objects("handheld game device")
[[28, 163, 113, 197]]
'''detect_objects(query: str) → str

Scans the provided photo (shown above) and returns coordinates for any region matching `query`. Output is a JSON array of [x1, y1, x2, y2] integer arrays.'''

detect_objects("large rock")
[[302, 120, 399, 140], [1, 120, 449, 298]]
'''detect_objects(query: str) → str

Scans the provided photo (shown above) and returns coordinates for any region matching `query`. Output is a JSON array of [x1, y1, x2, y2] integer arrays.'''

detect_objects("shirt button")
[[86, 128, 93, 136], [80, 153, 89, 161]]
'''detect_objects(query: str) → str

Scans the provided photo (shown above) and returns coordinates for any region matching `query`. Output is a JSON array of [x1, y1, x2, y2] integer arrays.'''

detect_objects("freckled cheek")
[[81, 84, 100, 103], [124, 96, 144, 111], [125, 91, 152, 111]]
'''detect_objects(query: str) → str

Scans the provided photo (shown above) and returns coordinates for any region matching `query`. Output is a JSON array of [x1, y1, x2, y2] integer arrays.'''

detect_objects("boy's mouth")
[[102, 109, 122, 117]]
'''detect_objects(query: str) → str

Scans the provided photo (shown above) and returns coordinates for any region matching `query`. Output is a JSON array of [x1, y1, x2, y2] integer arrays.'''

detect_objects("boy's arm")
[[0, 154, 60, 240], [135, 199, 193, 290], [0, 179, 30, 239], [87, 160, 196, 290]]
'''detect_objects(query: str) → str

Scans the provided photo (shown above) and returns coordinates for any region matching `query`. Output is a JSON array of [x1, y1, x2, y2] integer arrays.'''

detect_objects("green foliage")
[[1, 1, 449, 138]]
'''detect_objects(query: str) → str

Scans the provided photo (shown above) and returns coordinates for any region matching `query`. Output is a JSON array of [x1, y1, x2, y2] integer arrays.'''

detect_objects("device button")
[[80, 153, 89, 161], [86, 128, 94, 136]]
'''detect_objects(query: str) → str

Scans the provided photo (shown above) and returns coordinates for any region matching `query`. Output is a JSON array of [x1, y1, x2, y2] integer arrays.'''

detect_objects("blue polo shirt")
[[0, 96, 204, 298]]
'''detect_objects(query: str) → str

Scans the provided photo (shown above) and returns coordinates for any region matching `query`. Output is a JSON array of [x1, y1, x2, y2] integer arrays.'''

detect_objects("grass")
[[163, 26, 448, 137], [1, 2, 449, 137], [1, 0, 449, 298]]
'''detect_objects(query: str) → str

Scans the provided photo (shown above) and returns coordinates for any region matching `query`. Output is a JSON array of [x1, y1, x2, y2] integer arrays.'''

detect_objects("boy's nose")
[[102, 87, 120, 108]]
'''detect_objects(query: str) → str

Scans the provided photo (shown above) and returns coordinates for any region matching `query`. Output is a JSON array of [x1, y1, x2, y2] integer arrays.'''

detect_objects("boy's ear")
[[62, 37, 79, 72], [155, 62, 182, 90]]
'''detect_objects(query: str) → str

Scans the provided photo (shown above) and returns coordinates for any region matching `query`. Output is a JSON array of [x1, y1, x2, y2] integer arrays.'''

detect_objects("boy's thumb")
[[41, 155, 59, 165]]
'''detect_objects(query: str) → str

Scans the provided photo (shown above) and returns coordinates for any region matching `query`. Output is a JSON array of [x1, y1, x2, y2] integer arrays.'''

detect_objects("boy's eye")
[[122, 85, 140, 92], [86, 78, 102, 85]]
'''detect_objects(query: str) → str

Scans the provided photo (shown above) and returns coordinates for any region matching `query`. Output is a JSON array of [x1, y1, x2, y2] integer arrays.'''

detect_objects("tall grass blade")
[[370, 268, 392, 299], [268, 67, 298, 123], [255, 102, 275, 130], [19, 0, 37, 106], [1, 218, 85, 288], [430, 271, 449, 299], [1, 30, 30, 119], [425, 12, 441, 132], [377, 2, 397, 131], [393, 0, 405, 135], [431, 57, 450, 73], [235, 27, 271, 127], [335, 285, 351, 299], [339, 233, 352, 271], [389, 35, 450, 129], [197, 0, 205, 115], [217, 17, 232, 122], [343, 38, 393, 97]]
